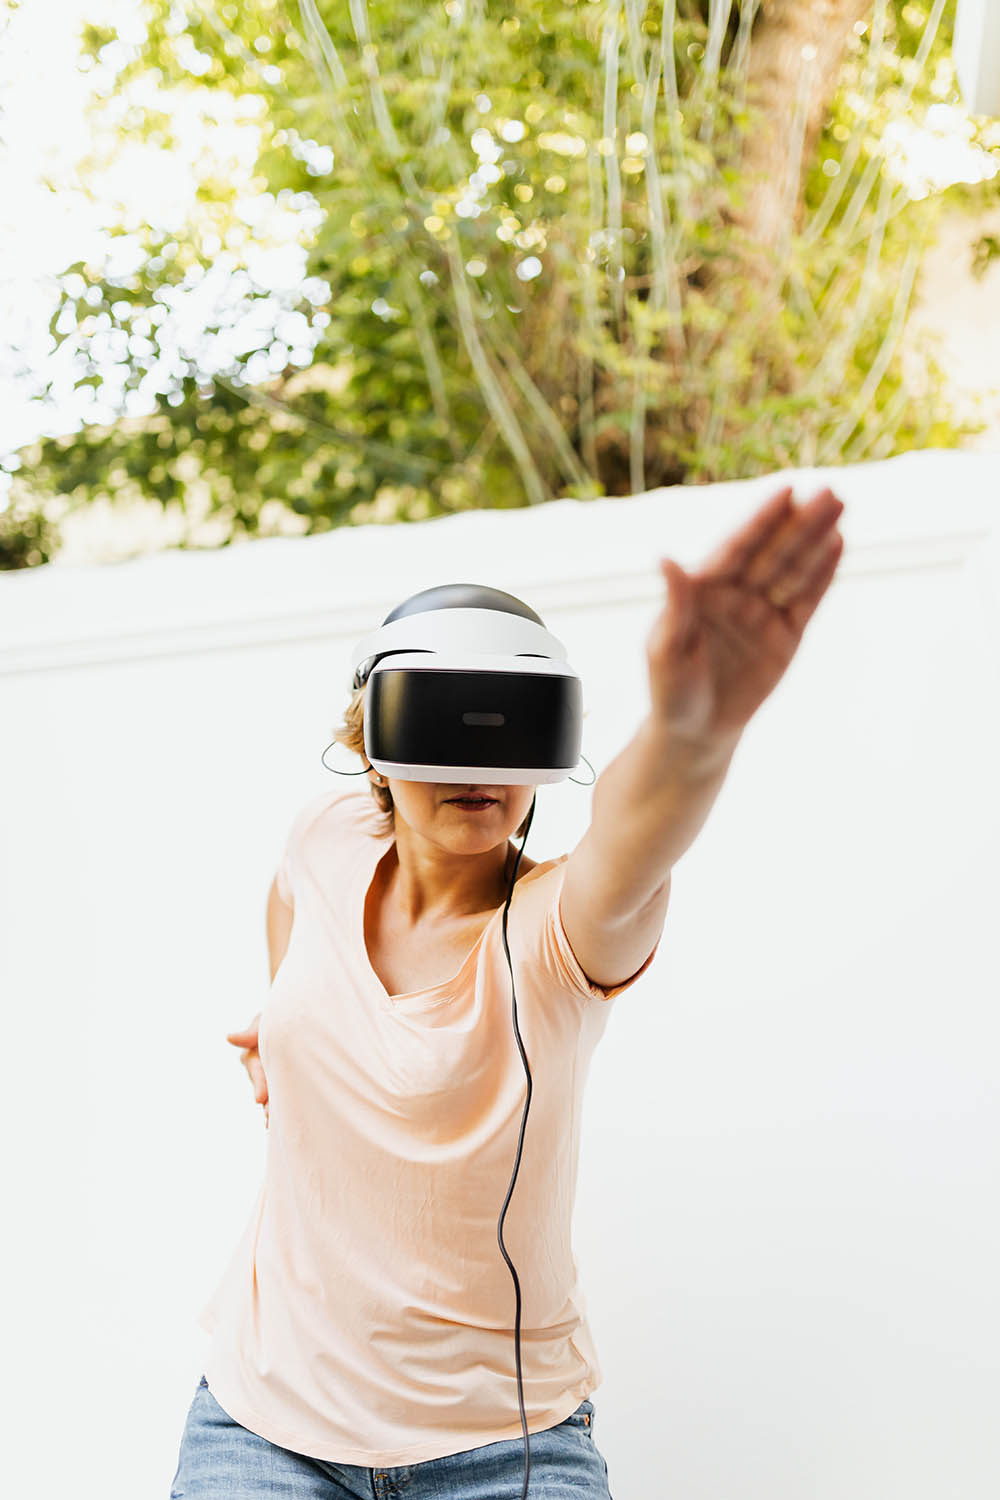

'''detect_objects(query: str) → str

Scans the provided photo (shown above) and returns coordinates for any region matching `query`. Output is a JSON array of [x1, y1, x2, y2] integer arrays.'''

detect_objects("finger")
[[655, 559, 697, 652], [228, 1012, 261, 1035], [744, 489, 844, 591], [785, 532, 844, 633], [226, 1020, 260, 1045], [698, 486, 795, 581], [249, 1058, 268, 1103], [665, 567, 708, 662]]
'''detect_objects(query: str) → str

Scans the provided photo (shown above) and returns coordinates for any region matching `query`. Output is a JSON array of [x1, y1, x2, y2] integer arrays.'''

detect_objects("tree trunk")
[[738, 0, 875, 255]]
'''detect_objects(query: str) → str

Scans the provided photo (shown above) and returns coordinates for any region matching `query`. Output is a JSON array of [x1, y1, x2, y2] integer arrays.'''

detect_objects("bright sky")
[[0, 0, 322, 497], [1, 0, 136, 467], [1, 0, 997, 505]]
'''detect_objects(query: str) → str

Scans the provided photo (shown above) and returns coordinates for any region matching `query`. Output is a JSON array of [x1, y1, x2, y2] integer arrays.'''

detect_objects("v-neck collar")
[[358, 829, 503, 1013]]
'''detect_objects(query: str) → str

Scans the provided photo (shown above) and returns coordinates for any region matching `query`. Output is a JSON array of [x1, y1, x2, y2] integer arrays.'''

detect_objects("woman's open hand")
[[648, 485, 846, 755], [226, 1014, 269, 1127]]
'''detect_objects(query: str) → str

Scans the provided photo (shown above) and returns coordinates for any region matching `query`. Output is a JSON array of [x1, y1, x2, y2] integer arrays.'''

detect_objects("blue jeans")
[[170, 1374, 613, 1498]]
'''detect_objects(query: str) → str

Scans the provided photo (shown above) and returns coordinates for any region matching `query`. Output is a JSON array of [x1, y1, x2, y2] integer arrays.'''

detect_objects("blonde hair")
[[330, 682, 532, 841]]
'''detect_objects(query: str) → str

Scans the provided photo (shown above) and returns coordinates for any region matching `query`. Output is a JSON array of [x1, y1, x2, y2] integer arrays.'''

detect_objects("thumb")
[[657, 558, 697, 652], [226, 1023, 258, 1044]]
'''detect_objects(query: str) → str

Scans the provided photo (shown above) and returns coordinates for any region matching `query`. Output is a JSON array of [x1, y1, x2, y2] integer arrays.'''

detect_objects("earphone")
[[322, 583, 594, 1498]]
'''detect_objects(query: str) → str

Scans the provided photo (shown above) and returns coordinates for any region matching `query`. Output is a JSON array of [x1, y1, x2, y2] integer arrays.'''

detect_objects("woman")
[[170, 486, 845, 1497]]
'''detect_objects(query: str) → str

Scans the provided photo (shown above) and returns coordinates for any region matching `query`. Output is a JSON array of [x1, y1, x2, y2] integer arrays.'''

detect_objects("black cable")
[[495, 789, 538, 1499], [320, 744, 595, 1495]]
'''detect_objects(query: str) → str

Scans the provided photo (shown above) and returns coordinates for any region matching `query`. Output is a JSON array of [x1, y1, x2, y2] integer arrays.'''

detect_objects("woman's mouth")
[[447, 797, 497, 811]]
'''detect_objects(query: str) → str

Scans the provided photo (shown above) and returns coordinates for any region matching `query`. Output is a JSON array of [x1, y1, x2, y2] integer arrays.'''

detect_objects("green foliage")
[[970, 233, 1000, 278], [5, 0, 996, 565], [0, 494, 58, 569]]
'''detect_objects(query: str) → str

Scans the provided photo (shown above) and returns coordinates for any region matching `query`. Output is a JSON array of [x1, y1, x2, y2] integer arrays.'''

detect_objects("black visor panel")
[[366, 668, 582, 771]]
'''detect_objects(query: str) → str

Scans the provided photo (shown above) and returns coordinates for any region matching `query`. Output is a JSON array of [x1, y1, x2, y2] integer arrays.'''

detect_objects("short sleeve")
[[275, 847, 294, 907], [527, 856, 662, 1003], [271, 783, 350, 908]]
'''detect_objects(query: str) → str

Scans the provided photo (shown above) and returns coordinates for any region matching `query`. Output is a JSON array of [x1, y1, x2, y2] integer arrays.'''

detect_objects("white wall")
[[2, 448, 998, 1500], [954, 0, 1000, 116]]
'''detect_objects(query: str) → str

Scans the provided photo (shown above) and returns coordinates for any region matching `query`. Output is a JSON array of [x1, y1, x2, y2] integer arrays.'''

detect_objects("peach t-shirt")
[[197, 781, 660, 1466]]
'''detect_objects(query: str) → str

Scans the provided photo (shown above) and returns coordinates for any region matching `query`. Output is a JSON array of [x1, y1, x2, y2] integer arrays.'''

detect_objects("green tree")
[[4, 0, 994, 568]]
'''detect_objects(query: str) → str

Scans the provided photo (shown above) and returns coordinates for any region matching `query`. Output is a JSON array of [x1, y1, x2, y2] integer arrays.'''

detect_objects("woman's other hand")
[[226, 1014, 269, 1126]]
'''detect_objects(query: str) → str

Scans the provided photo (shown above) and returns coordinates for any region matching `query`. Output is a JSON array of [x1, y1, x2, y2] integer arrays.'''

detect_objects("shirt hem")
[[200, 1359, 598, 1467]]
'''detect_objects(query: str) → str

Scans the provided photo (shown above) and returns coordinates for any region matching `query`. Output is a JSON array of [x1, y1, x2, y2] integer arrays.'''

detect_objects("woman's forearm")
[[587, 715, 742, 912]]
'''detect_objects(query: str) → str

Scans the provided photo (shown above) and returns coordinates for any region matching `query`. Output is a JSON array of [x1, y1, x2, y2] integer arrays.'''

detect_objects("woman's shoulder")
[[511, 852, 567, 889], [285, 780, 373, 848]]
